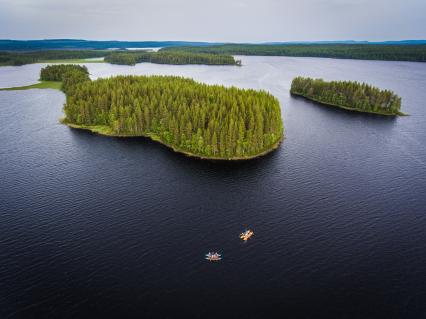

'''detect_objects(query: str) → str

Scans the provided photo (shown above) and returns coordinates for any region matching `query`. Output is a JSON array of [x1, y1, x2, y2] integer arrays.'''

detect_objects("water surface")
[[1, 57, 425, 318]]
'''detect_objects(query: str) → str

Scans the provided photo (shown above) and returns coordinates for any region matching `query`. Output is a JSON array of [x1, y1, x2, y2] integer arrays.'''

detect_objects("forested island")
[[290, 77, 403, 115], [162, 44, 426, 62], [105, 51, 240, 66], [36, 65, 284, 160]]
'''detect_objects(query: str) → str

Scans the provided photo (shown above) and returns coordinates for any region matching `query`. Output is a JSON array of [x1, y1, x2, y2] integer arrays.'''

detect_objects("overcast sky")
[[0, 0, 425, 42]]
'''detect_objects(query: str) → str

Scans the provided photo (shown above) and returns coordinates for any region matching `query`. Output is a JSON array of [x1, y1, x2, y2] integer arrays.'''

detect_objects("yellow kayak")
[[240, 229, 254, 241]]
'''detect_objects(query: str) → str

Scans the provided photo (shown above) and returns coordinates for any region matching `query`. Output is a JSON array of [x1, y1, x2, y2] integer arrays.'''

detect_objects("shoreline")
[[62, 119, 284, 161], [1, 76, 283, 161], [291, 92, 407, 116], [0, 81, 62, 91]]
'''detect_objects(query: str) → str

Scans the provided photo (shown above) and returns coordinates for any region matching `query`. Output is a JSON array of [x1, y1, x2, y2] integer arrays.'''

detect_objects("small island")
[[104, 51, 241, 66], [290, 77, 404, 116], [36, 65, 283, 160]]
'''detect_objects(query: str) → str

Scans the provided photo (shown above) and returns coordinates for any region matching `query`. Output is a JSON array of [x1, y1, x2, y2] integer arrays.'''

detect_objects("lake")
[[1, 57, 425, 318]]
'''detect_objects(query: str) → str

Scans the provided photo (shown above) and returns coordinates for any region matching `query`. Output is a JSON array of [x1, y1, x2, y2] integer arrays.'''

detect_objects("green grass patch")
[[39, 58, 105, 64], [61, 121, 115, 136], [0, 81, 62, 91]]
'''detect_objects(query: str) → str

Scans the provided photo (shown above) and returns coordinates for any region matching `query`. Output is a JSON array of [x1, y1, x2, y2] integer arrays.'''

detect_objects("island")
[[104, 51, 241, 66], [290, 77, 404, 116], [10, 65, 283, 160]]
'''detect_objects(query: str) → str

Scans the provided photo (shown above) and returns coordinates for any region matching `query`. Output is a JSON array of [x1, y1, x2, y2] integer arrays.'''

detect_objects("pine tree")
[[50, 67, 283, 159]]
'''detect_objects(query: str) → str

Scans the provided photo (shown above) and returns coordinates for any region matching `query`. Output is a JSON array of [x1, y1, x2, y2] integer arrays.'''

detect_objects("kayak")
[[240, 229, 254, 241], [205, 252, 222, 261]]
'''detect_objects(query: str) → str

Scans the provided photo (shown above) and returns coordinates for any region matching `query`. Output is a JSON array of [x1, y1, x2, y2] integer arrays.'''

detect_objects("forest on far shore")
[[0, 50, 107, 66], [2, 43, 426, 66], [0, 50, 239, 67], [162, 44, 426, 62]]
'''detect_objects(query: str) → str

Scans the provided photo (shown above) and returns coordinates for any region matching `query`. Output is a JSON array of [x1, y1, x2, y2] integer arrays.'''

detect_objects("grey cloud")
[[0, 0, 424, 41]]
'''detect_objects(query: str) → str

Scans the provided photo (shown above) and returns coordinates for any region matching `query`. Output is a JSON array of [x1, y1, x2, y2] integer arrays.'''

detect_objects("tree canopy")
[[0, 49, 240, 67], [290, 77, 403, 115], [39, 65, 283, 159], [40, 64, 90, 93], [162, 44, 426, 62], [0, 50, 107, 66], [104, 51, 240, 66]]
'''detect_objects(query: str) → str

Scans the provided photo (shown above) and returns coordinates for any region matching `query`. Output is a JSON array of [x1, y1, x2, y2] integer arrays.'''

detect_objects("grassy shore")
[[291, 92, 407, 116], [61, 119, 283, 161], [39, 58, 105, 64], [0, 81, 62, 91], [0, 59, 105, 68]]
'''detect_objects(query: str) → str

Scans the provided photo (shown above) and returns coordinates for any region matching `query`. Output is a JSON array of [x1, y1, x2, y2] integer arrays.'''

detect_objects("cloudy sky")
[[0, 0, 425, 42]]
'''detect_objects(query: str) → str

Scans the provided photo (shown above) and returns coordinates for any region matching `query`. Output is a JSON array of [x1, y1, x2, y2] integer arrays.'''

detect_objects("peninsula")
[[290, 77, 404, 116]]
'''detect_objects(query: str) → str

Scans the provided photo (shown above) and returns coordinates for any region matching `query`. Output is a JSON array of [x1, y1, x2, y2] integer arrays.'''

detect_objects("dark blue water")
[[1, 57, 426, 318]]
